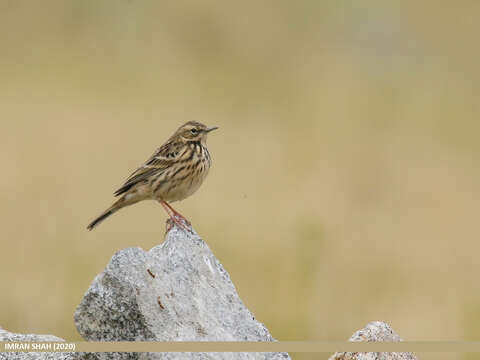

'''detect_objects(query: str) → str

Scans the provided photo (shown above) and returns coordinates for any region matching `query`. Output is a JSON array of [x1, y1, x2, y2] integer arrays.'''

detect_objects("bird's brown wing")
[[113, 139, 184, 197]]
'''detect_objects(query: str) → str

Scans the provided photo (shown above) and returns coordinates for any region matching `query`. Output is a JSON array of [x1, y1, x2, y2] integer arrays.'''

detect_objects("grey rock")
[[0, 327, 73, 360], [329, 321, 417, 360], [74, 225, 290, 360]]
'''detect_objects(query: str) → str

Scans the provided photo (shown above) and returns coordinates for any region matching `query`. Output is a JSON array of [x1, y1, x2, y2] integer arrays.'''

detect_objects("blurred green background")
[[1, 1, 480, 359]]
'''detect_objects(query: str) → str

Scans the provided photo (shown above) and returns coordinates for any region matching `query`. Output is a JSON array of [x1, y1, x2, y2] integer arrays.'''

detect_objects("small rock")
[[329, 321, 417, 360], [0, 326, 74, 360]]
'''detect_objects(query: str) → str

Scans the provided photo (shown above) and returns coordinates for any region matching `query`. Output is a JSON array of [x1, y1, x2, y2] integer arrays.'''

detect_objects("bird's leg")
[[159, 200, 192, 232], [160, 200, 186, 231], [163, 201, 191, 226]]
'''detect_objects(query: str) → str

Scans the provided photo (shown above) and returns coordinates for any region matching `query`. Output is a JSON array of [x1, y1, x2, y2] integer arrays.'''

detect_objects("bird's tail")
[[87, 198, 124, 231]]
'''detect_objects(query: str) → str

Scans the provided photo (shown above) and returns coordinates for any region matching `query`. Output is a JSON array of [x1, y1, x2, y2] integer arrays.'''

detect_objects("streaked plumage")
[[87, 121, 217, 231]]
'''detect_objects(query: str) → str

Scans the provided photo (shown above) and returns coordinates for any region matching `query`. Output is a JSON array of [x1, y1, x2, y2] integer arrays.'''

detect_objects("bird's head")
[[177, 121, 218, 143]]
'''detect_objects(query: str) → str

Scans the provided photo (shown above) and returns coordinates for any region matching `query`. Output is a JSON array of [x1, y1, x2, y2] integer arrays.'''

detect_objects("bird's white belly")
[[161, 166, 209, 202]]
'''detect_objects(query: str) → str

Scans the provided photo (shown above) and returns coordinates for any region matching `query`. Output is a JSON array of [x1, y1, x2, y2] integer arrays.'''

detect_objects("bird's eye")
[[190, 128, 198, 134]]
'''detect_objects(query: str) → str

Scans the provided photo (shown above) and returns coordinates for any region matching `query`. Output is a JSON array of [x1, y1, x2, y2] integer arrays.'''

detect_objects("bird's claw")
[[165, 214, 193, 234]]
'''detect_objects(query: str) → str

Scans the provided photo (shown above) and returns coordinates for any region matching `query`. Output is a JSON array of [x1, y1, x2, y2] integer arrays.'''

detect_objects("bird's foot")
[[160, 199, 193, 234], [166, 214, 193, 234], [165, 218, 174, 235]]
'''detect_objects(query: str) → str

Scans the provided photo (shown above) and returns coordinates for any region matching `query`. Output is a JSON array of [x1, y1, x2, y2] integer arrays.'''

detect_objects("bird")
[[87, 121, 218, 231]]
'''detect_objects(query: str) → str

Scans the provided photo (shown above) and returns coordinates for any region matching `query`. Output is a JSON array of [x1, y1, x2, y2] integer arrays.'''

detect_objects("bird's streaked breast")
[[152, 141, 211, 202]]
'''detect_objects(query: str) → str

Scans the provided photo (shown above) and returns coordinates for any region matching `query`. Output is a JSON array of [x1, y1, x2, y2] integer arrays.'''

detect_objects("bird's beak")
[[205, 126, 218, 133]]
